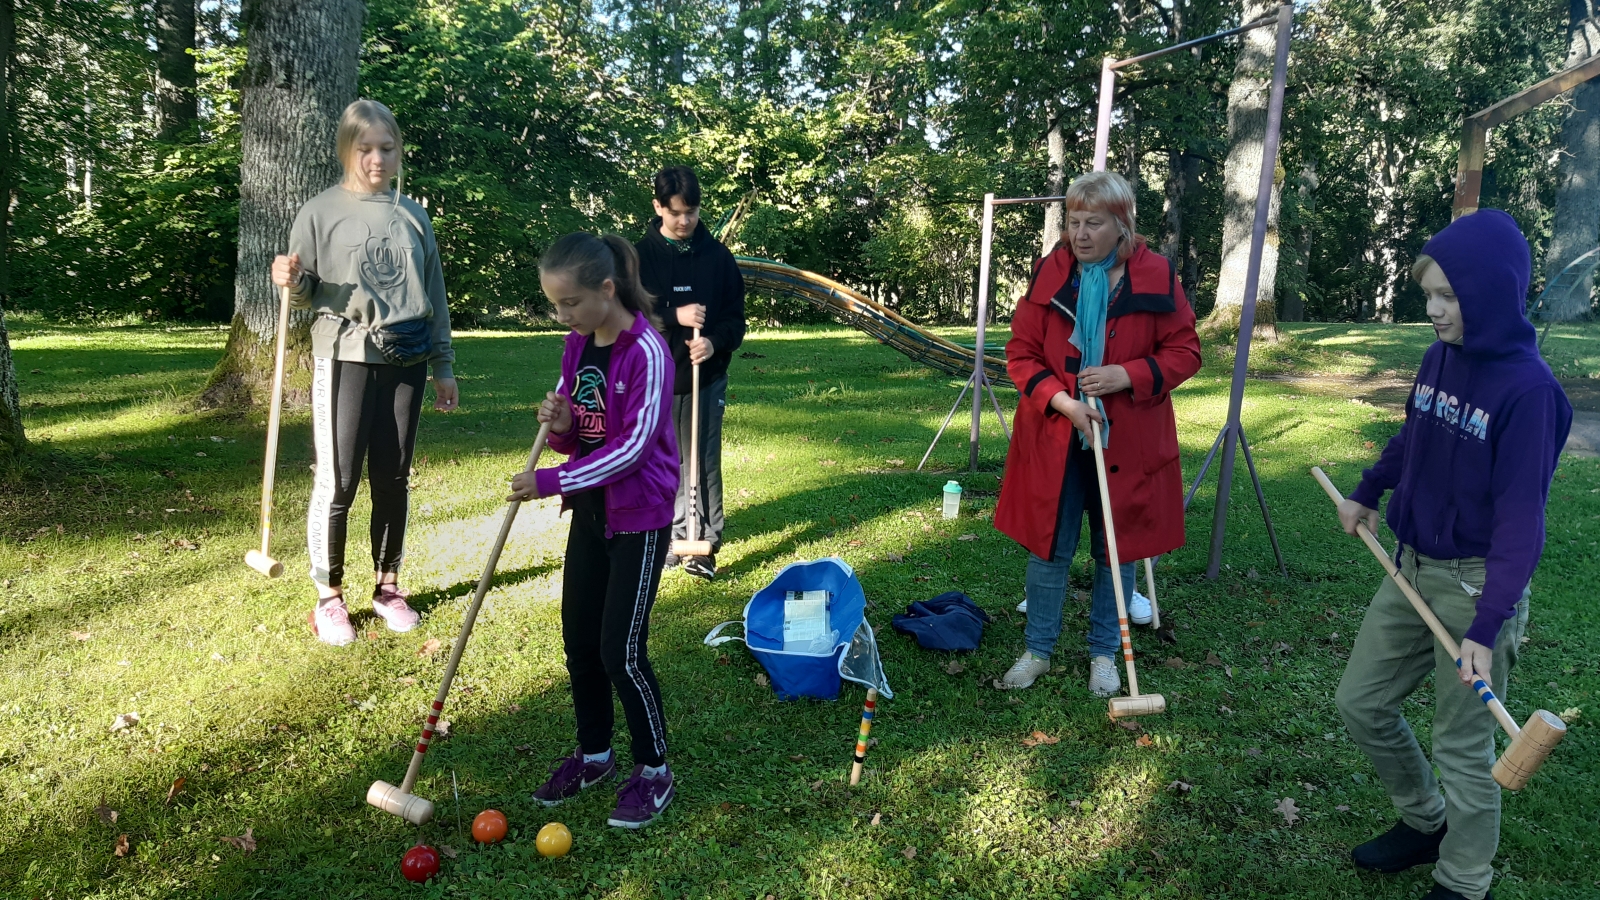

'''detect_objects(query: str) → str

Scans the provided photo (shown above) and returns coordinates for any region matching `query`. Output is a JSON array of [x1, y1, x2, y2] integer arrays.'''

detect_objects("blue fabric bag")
[[704, 557, 891, 701]]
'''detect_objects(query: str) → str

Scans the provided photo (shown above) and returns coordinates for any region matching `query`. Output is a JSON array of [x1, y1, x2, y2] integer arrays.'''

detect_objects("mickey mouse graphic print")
[[573, 337, 613, 457]]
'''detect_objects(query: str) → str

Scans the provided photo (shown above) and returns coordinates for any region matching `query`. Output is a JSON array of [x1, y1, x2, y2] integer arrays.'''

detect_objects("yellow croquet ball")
[[536, 822, 572, 857]]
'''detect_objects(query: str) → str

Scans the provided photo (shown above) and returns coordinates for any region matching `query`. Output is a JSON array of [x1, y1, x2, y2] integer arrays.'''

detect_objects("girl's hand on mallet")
[[1458, 638, 1493, 687], [1048, 390, 1103, 442], [537, 391, 573, 435], [675, 304, 706, 328], [1337, 498, 1380, 536], [507, 469, 540, 502], [1079, 364, 1131, 397], [432, 377, 458, 412], [271, 253, 303, 288]]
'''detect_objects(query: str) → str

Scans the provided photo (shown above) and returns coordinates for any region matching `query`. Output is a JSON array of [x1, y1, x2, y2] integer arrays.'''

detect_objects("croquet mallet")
[[1312, 467, 1566, 790], [670, 326, 713, 559], [1143, 557, 1161, 630], [1089, 418, 1167, 719], [848, 688, 877, 785], [245, 285, 292, 578], [368, 419, 555, 824]]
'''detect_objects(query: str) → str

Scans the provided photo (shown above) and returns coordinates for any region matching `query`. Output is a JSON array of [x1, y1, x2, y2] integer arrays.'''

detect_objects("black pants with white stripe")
[[307, 358, 426, 588], [562, 490, 669, 767]]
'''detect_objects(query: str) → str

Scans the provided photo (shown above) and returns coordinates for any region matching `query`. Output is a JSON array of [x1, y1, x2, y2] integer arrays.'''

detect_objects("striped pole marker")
[[849, 688, 877, 785]]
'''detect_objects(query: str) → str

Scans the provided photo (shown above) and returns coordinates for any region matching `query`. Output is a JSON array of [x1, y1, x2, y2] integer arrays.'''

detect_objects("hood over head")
[[1418, 209, 1536, 360]]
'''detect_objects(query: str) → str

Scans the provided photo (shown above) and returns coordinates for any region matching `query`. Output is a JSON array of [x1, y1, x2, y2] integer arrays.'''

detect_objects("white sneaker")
[[1128, 591, 1153, 626], [1089, 656, 1121, 698], [310, 597, 356, 647], [1015, 598, 1028, 614], [1000, 652, 1051, 690]]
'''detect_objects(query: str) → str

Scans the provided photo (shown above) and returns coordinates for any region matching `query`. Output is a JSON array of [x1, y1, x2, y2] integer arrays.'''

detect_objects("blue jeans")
[[1023, 447, 1134, 661]]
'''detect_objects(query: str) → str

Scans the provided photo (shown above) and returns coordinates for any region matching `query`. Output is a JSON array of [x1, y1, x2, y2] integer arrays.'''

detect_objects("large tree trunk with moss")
[[1543, 2, 1600, 323], [154, 0, 197, 141], [1204, 0, 1281, 340], [202, 0, 361, 409], [0, 0, 22, 465], [1040, 105, 1066, 254]]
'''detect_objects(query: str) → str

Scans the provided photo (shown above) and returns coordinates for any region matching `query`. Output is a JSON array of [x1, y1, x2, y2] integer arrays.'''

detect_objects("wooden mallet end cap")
[[1108, 694, 1167, 719], [1492, 709, 1567, 791], [245, 550, 284, 578], [367, 780, 435, 825], [669, 540, 713, 558]]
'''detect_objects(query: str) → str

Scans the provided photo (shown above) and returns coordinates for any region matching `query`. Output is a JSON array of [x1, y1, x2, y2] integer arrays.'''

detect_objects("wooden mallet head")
[[1108, 694, 1167, 719], [1493, 709, 1567, 791], [367, 779, 435, 825], [244, 549, 284, 578], [669, 538, 713, 558]]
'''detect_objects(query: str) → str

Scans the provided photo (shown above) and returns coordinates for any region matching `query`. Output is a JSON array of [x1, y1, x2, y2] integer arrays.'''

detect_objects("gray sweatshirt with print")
[[286, 186, 455, 380]]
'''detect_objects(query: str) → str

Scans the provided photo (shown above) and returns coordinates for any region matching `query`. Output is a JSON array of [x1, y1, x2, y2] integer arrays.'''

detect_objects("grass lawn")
[[2, 315, 1596, 899]]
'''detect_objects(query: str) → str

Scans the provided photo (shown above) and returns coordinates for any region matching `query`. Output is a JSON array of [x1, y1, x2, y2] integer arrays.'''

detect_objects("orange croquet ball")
[[471, 809, 508, 844], [536, 822, 572, 857]]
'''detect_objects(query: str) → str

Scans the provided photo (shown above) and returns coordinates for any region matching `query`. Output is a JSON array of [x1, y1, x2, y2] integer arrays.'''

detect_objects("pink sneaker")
[[310, 597, 356, 646], [371, 584, 420, 633]]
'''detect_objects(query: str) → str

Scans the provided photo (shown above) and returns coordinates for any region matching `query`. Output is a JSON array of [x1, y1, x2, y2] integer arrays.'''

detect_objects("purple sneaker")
[[371, 583, 420, 633], [533, 748, 616, 807], [608, 764, 674, 829], [310, 597, 356, 647]]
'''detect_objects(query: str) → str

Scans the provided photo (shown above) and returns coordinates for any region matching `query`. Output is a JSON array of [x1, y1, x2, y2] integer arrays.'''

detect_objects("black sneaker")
[[683, 554, 716, 581], [1421, 886, 1489, 900], [663, 552, 682, 570], [1352, 820, 1447, 873]]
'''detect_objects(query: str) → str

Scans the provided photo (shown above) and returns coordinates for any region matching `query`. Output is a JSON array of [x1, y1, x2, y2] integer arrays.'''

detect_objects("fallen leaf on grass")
[[1116, 720, 1142, 733], [847, 539, 863, 547], [901, 845, 917, 860], [957, 533, 979, 542], [416, 638, 442, 657], [29, 368, 42, 374], [438, 845, 458, 859], [1164, 657, 1188, 669], [1335, 804, 1351, 812], [96, 452, 115, 461], [944, 660, 964, 675], [1156, 621, 1178, 644], [165, 777, 186, 806], [1021, 731, 1059, 748], [886, 458, 905, 467], [432, 720, 451, 739], [886, 553, 903, 563], [1274, 797, 1300, 827], [114, 834, 130, 857], [1272, 642, 1293, 654], [1204, 651, 1224, 667], [870, 812, 882, 826], [1246, 747, 1261, 757], [755, 673, 770, 687], [71, 630, 92, 642], [810, 779, 825, 791], [1363, 441, 1376, 450], [819, 459, 837, 467], [1166, 780, 1193, 794], [788, 754, 806, 762], [110, 712, 140, 732], [1560, 707, 1582, 724], [219, 827, 256, 853], [96, 798, 119, 825], [1136, 734, 1155, 748]]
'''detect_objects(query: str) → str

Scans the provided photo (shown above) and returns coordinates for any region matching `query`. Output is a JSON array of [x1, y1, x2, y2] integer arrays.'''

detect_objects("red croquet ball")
[[401, 843, 440, 883], [472, 809, 508, 844]]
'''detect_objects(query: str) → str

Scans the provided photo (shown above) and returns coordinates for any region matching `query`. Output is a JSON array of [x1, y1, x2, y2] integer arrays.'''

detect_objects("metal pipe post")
[[1092, 58, 1116, 172], [969, 194, 997, 473], [1204, 3, 1292, 580]]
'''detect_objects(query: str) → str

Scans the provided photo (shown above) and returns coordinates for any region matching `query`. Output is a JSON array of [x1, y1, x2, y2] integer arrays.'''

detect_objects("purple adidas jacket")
[[533, 312, 679, 534]]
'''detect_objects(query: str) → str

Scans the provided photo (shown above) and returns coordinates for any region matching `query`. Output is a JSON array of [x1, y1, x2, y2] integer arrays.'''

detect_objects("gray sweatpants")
[[1335, 547, 1528, 900], [671, 374, 726, 552]]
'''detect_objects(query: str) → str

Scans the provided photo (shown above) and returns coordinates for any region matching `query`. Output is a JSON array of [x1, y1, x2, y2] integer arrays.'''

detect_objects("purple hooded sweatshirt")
[[1351, 209, 1572, 648]]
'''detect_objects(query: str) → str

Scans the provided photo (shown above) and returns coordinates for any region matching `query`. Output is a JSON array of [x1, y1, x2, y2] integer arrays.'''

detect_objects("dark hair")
[[539, 232, 661, 333], [653, 166, 701, 209]]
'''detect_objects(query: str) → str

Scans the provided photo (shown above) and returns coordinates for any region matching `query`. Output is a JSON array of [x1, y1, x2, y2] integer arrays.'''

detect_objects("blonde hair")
[[335, 99, 404, 195], [1410, 254, 1438, 283], [1065, 171, 1142, 263]]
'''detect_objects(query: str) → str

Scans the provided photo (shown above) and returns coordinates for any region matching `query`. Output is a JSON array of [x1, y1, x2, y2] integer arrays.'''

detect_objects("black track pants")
[[307, 357, 426, 588], [561, 492, 669, 767]]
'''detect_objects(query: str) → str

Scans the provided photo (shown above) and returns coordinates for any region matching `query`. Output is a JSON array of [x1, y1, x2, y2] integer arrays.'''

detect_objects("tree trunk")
[[1543, 2, 1600, 322], [0, 0, 21, 465], [154, 0, 198, 141], [202, 0, 362, 409], [1205, 0, 1282, 339], [1159, 149, 1187, 265], [1040, 105, 1066, 255], [1282, 157, 1316, 322]]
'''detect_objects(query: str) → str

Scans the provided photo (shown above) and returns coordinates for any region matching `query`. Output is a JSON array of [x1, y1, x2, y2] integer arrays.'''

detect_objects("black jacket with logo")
[[636, 218, 747, 395]]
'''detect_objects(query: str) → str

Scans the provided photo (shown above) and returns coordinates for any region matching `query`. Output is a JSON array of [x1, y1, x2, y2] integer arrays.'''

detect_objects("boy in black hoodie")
[[636, 166, 747, 579]]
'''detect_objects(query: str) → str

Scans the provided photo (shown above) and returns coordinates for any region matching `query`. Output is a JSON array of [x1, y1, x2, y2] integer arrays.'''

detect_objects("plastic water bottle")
[[942, 480, 962, 519]]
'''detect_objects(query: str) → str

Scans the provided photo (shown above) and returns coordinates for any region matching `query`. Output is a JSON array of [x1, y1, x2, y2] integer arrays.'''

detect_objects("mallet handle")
[[688, 327, 703, 544], [849, 688, 877, 785], [1143, 557, 1160, 630], [1089, 417, 1142, 698], [257, 285, 293, 555], [1311, 467, 1520, 737], [397, 420, 555, 794]]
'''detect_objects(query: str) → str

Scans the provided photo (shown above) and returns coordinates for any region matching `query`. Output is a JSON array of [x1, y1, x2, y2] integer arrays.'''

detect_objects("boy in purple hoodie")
[[1333, 210, 1572, 900]]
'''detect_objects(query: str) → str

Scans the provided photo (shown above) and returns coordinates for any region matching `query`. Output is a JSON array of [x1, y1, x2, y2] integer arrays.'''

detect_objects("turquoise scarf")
[[1071, 250, 1118, 448]]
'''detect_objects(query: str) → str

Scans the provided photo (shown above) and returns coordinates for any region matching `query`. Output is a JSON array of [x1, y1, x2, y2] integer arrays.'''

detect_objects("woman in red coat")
[[994, 171, 1201, 697]]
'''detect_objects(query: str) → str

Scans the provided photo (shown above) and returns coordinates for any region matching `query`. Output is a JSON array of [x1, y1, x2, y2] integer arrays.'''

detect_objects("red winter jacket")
[[994, 242, 1202, 562]]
